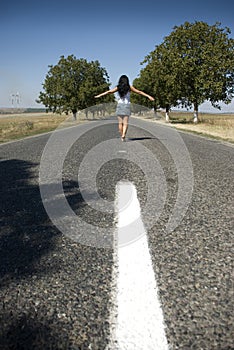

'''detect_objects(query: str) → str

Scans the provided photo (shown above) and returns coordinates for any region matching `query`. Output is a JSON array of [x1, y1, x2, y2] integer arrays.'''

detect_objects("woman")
[[95, 75, 154, 141]]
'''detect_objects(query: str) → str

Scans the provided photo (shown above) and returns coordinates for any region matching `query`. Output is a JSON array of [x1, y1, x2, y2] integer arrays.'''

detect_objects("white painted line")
[[110, 181, 169, 350]]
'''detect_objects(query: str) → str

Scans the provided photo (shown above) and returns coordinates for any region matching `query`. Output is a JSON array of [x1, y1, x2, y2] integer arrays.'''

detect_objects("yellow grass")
[[135, 111, 234, 143], [167, 112, 234, 143], [0, 110, 233, 144], [0, 112, 86, 143]]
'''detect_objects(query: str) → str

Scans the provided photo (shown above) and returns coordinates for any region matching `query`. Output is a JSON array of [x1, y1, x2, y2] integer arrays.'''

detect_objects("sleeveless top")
[[117, 91, 130, 104]]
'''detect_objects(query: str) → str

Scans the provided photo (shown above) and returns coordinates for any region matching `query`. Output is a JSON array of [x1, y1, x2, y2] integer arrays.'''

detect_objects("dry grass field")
[[0, 112, 88, 143], [0, 110, 233, 144], [166, 112, 234, 143], [136, 111, 234, 143]]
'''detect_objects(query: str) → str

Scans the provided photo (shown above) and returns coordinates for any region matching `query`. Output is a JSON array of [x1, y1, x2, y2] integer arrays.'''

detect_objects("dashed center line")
[[109, 181, 169, 350]]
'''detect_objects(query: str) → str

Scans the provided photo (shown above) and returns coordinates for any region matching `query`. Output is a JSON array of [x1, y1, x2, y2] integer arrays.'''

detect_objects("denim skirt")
[[115, 103, 131, 116]]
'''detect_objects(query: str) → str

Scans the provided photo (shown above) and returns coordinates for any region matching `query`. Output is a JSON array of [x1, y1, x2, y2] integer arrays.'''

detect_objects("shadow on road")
[[0, 159, 59, 283], [0, 158, 113, 349], [127, 136, 157, 141]]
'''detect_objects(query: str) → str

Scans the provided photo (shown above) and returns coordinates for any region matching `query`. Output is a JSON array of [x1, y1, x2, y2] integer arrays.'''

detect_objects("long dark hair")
[[117, 75, 130, 98]]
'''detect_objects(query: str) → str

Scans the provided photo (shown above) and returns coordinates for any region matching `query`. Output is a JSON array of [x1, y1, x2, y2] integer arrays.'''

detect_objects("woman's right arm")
[[95, 87, 118, 98]]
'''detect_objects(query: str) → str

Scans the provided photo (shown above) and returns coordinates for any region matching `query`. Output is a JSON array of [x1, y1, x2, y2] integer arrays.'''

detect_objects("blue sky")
[[1, 0, 234, 112]]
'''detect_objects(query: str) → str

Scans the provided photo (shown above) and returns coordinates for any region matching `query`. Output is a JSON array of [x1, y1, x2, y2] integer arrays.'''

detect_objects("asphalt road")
[[0, 117, 233, 349]]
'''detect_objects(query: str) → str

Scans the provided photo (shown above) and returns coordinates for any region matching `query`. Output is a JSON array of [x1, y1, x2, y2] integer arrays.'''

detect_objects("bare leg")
[[118, 116, 123, 136], [122, 116, 129, 138]]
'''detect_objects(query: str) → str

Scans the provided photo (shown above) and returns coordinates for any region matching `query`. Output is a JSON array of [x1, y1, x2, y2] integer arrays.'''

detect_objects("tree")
[[135, 46, 182, 121], [131, 75, 155, 109], [143, 21, 234, 122], [37, 55, 114, 119]]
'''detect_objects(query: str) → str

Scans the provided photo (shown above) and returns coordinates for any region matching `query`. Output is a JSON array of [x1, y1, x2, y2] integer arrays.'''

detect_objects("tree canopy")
[[37, 22, 234, 122], [138, 21, 234, 121], [37, 55, 114, 119]]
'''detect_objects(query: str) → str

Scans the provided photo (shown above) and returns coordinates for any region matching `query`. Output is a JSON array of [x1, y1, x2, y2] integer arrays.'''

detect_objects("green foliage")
[[131, 75, 154, 108], [37, 55, 114, 115], [141, 21, 234, 113]]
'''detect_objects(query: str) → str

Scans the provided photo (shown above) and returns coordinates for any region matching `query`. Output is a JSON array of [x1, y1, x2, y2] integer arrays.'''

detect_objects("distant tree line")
[[37, 21, 234, 122]]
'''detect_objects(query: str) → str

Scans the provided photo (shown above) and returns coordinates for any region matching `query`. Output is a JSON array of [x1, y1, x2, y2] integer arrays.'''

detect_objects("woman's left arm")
[[130, 86, 154, 101]]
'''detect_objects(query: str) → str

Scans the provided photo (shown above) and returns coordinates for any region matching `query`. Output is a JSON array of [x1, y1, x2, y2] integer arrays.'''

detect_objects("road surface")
[[0, 117, 233, 349]]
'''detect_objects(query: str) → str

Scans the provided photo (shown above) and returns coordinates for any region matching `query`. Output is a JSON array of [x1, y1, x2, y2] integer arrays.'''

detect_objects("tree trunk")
[[193, 102, 198, 123], [165, 105, 170, 122], [72, 109, 77, 120]]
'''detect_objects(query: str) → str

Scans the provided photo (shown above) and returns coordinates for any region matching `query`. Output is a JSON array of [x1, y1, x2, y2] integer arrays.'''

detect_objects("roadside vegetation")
[[131, 21, 234, 122], [167, 112, 234, 142], [0, 113, 68, 143], [134, 109, 234, 143], [0, 105, 116, 143], [37, 55, 114, 120], [0, 110, 233, 144]]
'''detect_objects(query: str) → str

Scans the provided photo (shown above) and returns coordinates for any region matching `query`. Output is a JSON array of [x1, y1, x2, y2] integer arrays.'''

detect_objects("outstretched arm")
[[95, 87, 118, 98], [130, 86, 154, 101]]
